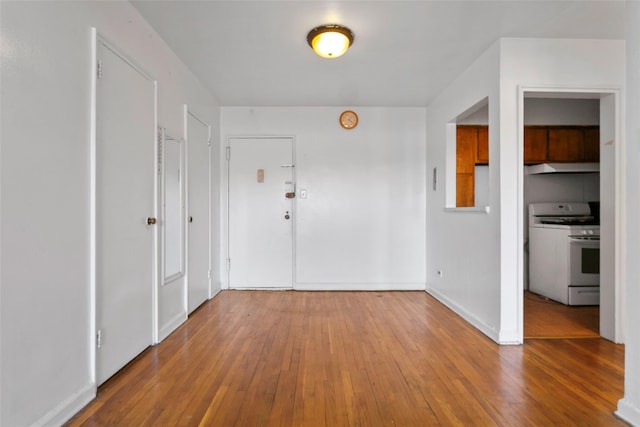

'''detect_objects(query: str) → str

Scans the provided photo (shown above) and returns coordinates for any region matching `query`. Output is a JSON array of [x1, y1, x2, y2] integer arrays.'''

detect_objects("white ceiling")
[[130, 0, 625, 107]]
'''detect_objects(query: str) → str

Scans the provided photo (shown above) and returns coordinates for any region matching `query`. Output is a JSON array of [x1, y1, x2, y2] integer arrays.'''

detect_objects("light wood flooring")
[[67, 291, 625, 426], [524, 290, 600, 339]]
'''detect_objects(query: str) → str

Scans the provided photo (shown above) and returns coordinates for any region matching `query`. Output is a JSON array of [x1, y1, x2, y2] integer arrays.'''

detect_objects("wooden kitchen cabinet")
[[456, 126, 477, 174], [456, 173, 474, 207], [456, 125, 488, 207], [476, 126, 489, 164], [548, 128, 583, 162], [583, 127, 600, 162], [524, 127, 548, 164], [524, 125, 599, 164]]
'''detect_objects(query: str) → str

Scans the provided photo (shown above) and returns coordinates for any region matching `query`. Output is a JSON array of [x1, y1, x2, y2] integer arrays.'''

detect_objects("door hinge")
[[208, 138, 212, 147], [96, 329, 102, 349], [226, 258, 231, 272], [208, 269, 211, 279], [97, 60, 103, 79], [226, 146, 231, 161]]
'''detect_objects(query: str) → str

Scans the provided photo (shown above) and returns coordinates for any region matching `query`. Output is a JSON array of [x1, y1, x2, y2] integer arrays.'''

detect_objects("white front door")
[[187, 111, 211, 313], [96, 41, 155, 385], [228, 137, 294, 288]]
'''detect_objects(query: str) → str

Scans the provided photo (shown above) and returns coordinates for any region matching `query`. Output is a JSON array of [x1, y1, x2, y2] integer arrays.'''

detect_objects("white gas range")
[[529, 202, 600, 306]]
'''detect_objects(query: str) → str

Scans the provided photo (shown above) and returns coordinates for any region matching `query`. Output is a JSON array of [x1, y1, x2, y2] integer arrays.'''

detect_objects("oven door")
[[568, 236, 600, 286]]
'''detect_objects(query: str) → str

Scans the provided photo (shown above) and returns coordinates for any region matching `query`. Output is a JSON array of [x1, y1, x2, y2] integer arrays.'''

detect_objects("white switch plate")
[[300, 189, 307, 199]]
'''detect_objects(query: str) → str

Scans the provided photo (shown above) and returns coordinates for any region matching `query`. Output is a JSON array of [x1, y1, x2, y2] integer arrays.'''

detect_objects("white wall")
[[426, 38, 624, 345], [617, 1, 640, 423], [0, 2, 220, 426], [426, 41, 502, 341], [501, 38, 625, 343], [221, 107, 426, 290], [524, 98, 600, 125]]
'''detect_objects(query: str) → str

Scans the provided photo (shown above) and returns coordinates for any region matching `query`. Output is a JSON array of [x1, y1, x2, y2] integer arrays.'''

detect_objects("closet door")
[[95, 40, 155, 385], [187, 111, 211, 313]]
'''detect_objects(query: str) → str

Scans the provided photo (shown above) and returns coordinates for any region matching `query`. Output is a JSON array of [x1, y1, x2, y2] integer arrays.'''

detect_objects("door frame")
[[184, 106, 213, 309], [90, 29, 159, 386], [516, 86, 625, 344], [223, 136, 296, 289]]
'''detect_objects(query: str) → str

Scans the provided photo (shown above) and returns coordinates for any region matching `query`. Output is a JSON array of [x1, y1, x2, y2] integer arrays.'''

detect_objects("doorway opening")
[[519, 90, 623, 343]]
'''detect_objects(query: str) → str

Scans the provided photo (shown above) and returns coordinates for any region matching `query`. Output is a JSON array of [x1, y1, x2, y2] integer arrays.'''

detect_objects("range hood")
[[525, 162, 599, 175]]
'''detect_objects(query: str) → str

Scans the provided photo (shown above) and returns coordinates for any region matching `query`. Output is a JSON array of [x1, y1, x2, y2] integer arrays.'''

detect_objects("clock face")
[[339, 110, 358, 129]]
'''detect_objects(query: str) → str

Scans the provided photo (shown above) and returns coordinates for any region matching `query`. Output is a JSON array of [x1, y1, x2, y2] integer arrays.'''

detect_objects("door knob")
[[284, 211, 290, 220], [189, 216, 193, 223], [147, 217, 157, 225]]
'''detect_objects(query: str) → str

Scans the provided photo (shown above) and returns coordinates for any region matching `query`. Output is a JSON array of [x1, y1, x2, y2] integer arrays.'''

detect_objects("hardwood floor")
[[67, 291, 626, 426], [524, 291, 600, 339]]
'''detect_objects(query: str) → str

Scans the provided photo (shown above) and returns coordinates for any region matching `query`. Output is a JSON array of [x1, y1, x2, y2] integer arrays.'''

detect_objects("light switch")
[[300, 189, 307, 199]]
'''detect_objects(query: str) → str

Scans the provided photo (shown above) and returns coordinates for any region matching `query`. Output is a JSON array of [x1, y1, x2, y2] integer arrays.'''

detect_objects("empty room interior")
[[2, 1, 640, 426]]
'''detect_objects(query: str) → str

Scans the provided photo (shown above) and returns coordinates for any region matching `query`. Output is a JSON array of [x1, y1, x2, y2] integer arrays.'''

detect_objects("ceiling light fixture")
[[307, 24, 354, 59]]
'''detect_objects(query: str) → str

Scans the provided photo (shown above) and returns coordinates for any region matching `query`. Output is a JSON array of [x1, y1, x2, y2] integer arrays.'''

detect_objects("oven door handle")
[[569, 236, 600, 242]]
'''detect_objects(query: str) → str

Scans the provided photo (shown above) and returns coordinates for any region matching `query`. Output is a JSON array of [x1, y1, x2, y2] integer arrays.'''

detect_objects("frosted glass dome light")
[[307, 24, 354, 59]]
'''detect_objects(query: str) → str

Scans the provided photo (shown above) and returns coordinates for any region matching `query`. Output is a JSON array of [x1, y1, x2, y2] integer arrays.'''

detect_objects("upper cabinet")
[[524, 125, 599, 164], [456, 125, 488, 207], [476, 126, 489, 165]]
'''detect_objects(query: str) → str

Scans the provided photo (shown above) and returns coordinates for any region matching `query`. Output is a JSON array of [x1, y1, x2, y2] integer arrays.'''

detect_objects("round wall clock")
[[339, 110, 358, 130]]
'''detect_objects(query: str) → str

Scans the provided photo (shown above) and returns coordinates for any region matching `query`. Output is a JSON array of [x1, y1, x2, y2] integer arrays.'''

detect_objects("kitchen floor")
[[524, 290, 599, 338]]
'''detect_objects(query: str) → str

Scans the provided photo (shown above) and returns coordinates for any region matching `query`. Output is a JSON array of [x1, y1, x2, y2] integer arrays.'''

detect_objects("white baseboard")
[[294, 283, 425, 291], [426, 287, 501, 344], [158, 311, 187, 343], [31, 382, 96, 427], [616, 398, 640, 426], [210, 281, 223, 296], [210, 284, 222, 298]]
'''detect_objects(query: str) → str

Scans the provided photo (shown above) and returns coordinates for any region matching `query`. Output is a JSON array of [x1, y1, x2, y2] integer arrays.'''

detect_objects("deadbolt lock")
[[285, 192, 295, 199], [147, 217, 157, 225]]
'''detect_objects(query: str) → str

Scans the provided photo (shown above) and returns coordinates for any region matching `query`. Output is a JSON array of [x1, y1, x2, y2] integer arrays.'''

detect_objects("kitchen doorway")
[[520, 90, 622, 342]]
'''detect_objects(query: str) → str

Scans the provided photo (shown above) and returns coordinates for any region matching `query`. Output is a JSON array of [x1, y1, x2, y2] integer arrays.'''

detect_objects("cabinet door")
[[456, 127, 476, 173], [524, 127, 548, 164], [476, 126, 489, 164], [456, 173, 474, 207], [456, 126, 477, 207], [548, 128, 583, 162], [582, 127, 600, 162]]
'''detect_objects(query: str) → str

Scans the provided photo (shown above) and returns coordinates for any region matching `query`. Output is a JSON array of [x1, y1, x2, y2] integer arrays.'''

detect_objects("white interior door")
[[187, 111, 211, 312], [96, 41, 155, 385], [228, 137, 294, 288]]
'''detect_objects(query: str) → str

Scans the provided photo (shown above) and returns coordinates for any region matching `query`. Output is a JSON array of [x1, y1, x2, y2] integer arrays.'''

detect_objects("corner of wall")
[[31, 384, 96, 427], [616, 399, 640, 427]]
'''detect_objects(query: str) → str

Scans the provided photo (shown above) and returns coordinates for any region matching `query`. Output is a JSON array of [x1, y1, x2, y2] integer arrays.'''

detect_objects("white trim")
[[210, 286, 223, 299], [295, 283, 426, 291], [89, 26, 98, 388], [443, 206, 490, 213], [613, 90, 626, 343], [516, 85, 625, 344], [158, 312, 187, 343], [30, 383, 96, 427], [616, 399, 640, 426], [426, 288, 504, 344], [151, 82, 160, 346]]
